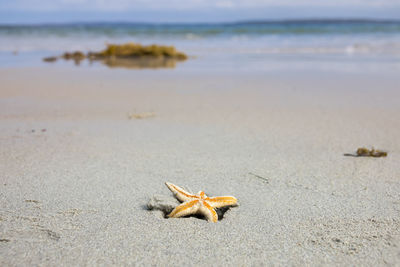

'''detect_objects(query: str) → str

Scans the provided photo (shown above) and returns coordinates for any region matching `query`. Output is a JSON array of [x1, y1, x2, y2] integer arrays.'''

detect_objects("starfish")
[[165, 182, 238, 222]]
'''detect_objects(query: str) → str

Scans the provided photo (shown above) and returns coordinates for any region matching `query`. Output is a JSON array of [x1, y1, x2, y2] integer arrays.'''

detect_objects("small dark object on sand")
[[249, 172, 269, 183], [344, 147, 387, 157], [25, 199, 40, 203], [43, 56, 57, 62]]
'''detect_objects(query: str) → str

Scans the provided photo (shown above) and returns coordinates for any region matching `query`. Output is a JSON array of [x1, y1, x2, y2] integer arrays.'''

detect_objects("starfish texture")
[[165, 182, 238, 222]]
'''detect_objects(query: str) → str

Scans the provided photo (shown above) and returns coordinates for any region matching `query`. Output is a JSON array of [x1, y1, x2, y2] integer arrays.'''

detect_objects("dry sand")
[[1, 67, 400, 265]]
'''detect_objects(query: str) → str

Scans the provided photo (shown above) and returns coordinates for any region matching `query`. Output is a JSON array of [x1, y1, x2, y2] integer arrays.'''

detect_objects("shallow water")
[[1, 20, 400, 73]]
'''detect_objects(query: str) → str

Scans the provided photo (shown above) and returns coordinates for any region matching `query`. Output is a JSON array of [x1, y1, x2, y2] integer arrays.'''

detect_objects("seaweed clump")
[[356, 147, 387, 157], [43, 42, 188, 69], [43, 56, 57, 62], [62, 51, 85, 60], [88, 43, 187, 60], [62, 51, 86, 65], [344, 147, 387, 157], [128, 112, 155, 119]]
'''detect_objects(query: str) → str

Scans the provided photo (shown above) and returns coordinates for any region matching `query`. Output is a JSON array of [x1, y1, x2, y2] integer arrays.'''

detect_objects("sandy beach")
[[1, 66, 400, 265]]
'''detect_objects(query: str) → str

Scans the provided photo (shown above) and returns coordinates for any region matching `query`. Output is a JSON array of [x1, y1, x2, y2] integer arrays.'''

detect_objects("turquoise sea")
[[1, 20, 400, 72]]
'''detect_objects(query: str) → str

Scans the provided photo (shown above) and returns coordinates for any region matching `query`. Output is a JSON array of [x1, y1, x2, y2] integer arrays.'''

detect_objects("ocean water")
[[1, 20, 400, 72]]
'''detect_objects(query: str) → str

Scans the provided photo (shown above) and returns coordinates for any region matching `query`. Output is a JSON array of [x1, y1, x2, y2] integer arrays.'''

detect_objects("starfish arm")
[[199, 201, 218, 222], [168, 200, 199, 218], [206, 196, 238, 208], [165, 182, 197, 202]]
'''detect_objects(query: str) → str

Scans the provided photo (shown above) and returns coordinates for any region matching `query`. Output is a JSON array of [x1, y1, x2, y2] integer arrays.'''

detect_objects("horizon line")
[[1, 18, 400, 27]]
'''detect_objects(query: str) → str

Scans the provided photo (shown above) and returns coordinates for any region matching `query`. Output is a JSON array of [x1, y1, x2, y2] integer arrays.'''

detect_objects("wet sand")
[[1, 67, 400, 265]]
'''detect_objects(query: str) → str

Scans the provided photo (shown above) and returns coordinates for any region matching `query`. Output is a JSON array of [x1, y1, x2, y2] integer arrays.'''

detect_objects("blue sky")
[[0, 0, 399, 24]]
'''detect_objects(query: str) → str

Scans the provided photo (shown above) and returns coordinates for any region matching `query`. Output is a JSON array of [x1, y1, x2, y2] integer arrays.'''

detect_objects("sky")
[[0, 0, 399, 24]]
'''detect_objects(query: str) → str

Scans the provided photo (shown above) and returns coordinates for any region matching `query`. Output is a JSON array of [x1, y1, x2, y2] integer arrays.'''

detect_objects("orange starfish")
[[165, 182, 238, 222]]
